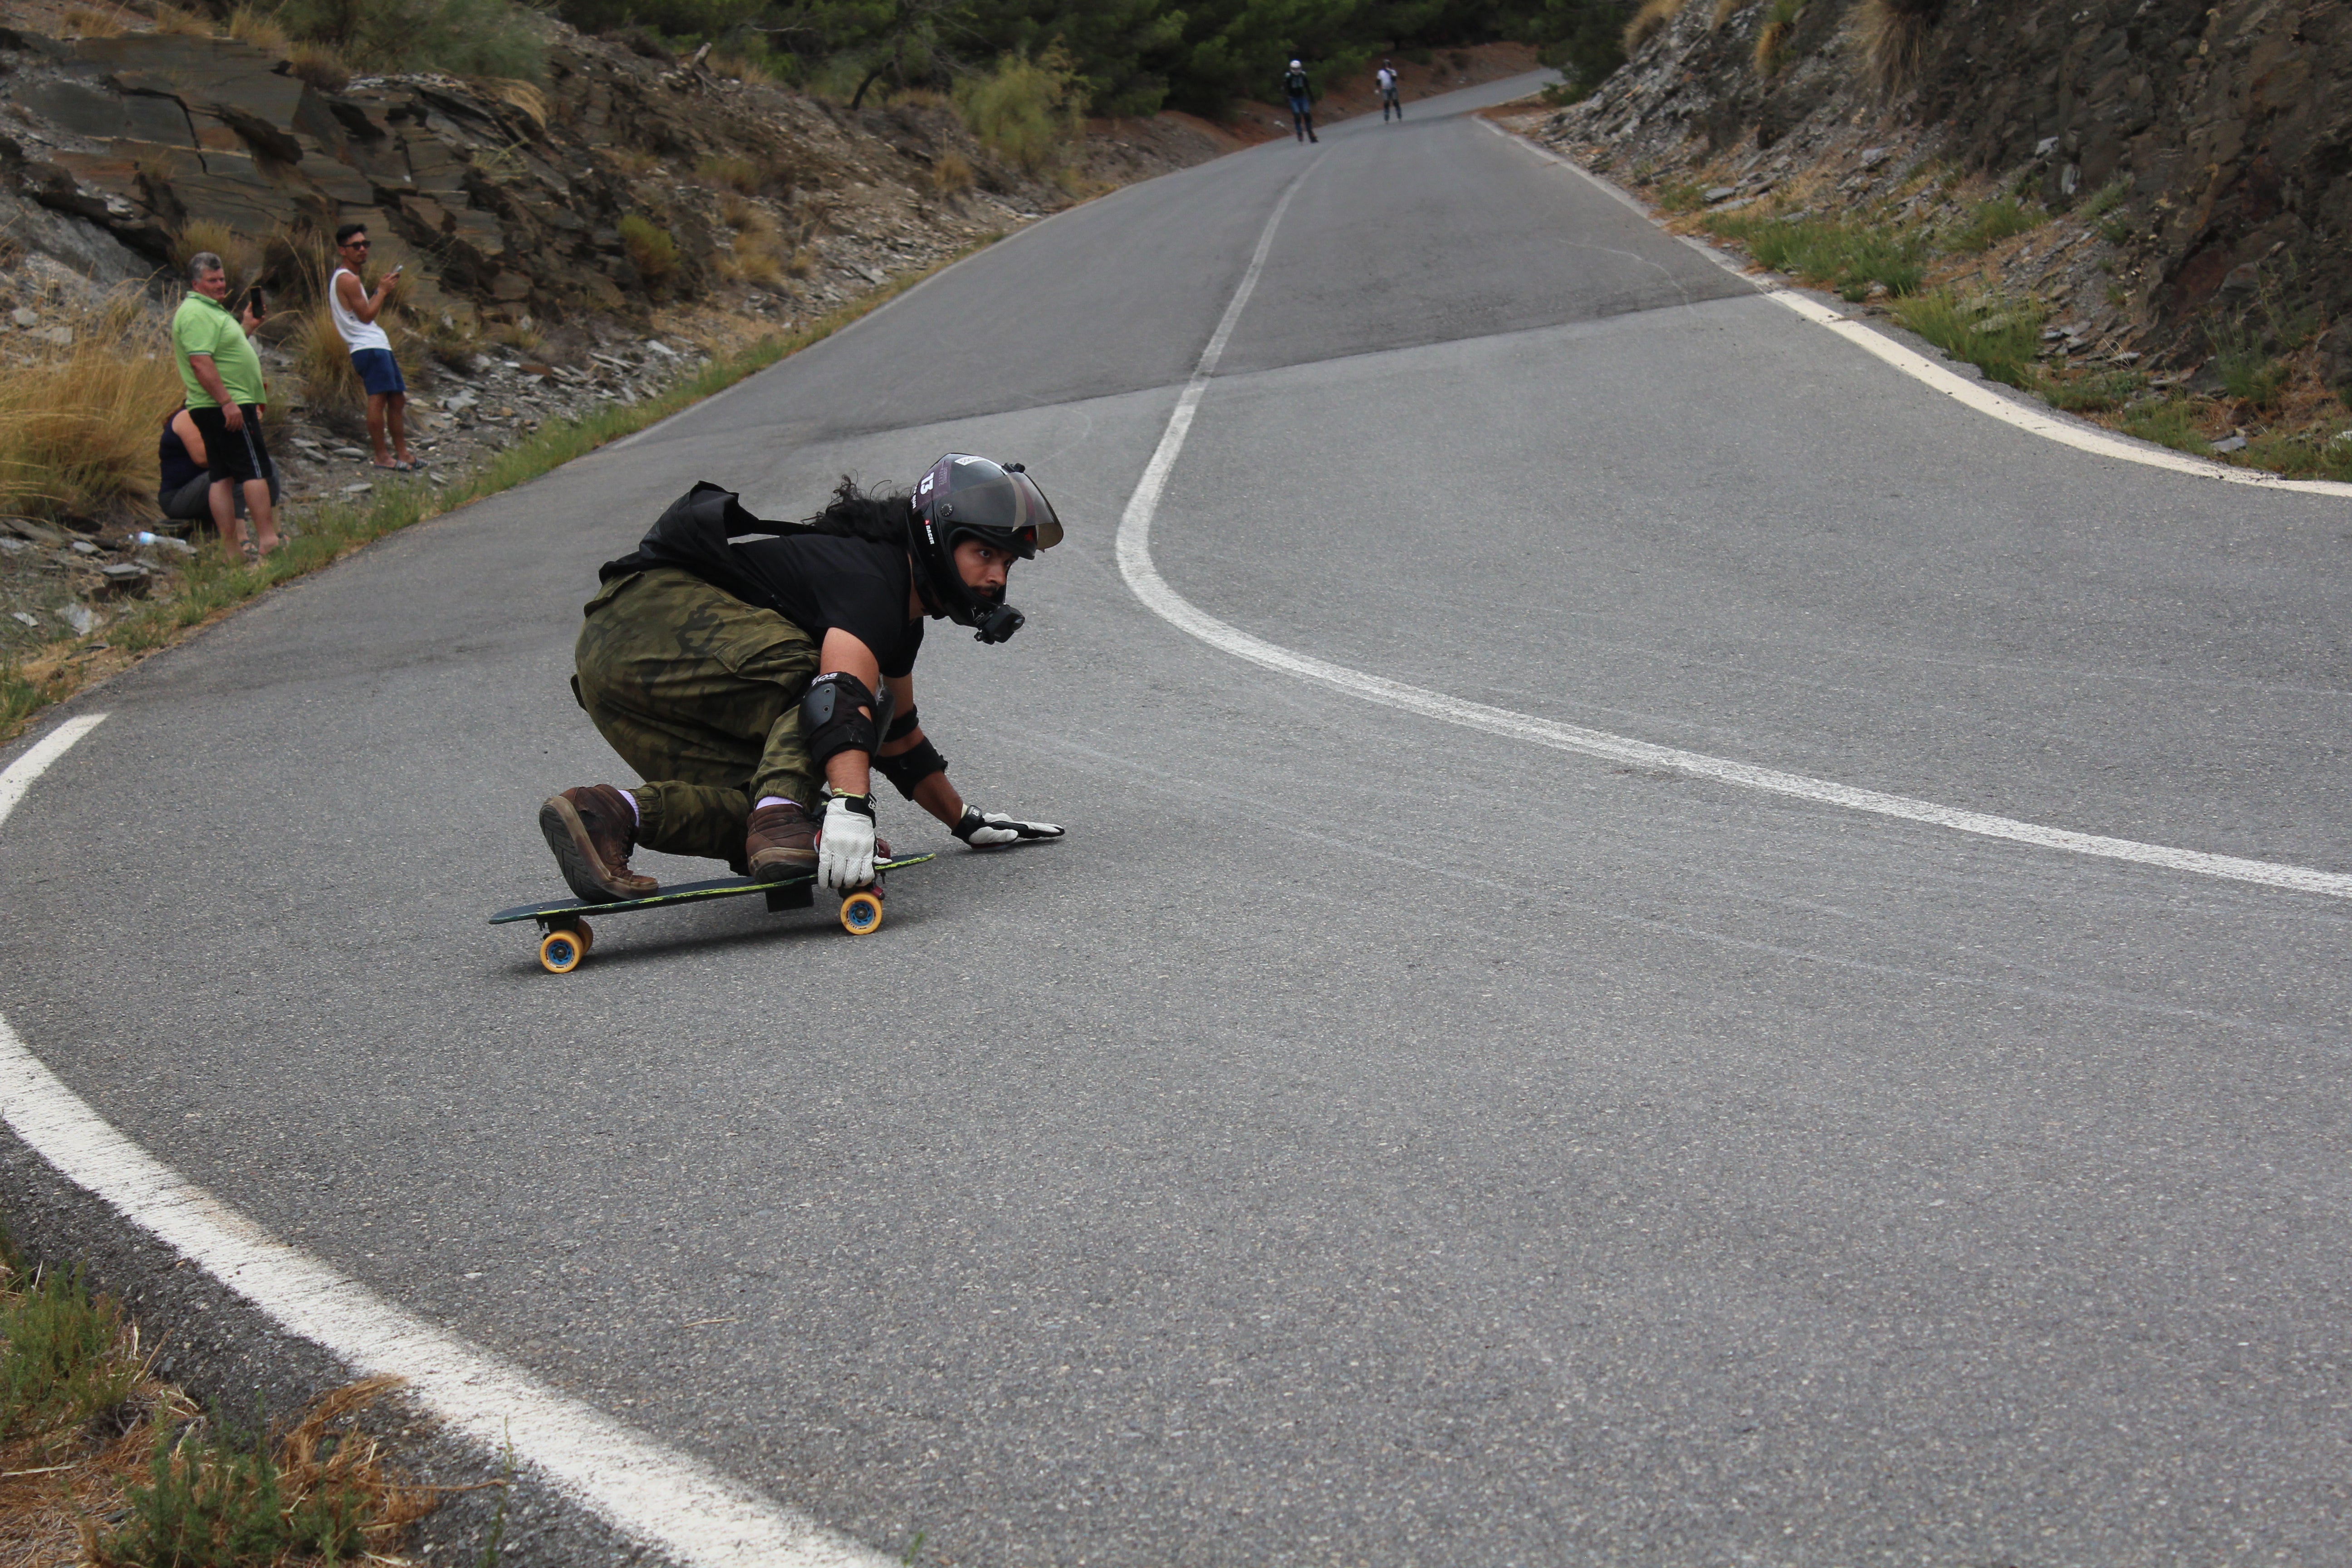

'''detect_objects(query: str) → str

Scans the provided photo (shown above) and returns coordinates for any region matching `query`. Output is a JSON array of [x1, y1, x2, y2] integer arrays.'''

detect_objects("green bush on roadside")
[[0, 1250, 138, 1452], [1888, 288, 2043, 387], [2211, 321, 2288, 409], [954, 48, 1085, 174], [2039, 369, 2145, 412], [2119, 396, 2212, 457], [1945, 196, 2044, 255], [1704, 211, 1926, 299]]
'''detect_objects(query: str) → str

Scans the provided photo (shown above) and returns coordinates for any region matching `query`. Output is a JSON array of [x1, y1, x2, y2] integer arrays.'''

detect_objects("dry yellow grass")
[[293, 300, 365, 416], [1859, 0, 1940, 93], [224, 3, 288, 50], [60, 4, 131, 37], [711, 50, 773, 84], [169, 219, 262, 288], [487, 77, 549, 129], [1710, 0, 1745, 25], [0, 294, 181, 524], [608, 146, 659, 177], [717, 191, 761, 231], [931, 151, 975, 193], [786, 246, 818, 280], [1753, 0, 1804, 72], [81, 1376, 440, 1566], [148, 4, 212, 34], [720, 216, 788, 286], [285, 38, 349, 90], [1623, 0, 1693, 51], [697, 153, 762, 193]]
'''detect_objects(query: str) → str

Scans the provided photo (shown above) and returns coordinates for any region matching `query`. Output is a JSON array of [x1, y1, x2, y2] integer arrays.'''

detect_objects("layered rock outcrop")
[[0, 24, 1055, 323], [1536, 0, 2350, 366]]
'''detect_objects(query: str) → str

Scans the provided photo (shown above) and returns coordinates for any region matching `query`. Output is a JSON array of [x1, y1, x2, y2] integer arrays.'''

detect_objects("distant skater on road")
[[539, 455, 1067, 905], [1283, 59, 1318, 143], [1377, 59, 1402, 120]]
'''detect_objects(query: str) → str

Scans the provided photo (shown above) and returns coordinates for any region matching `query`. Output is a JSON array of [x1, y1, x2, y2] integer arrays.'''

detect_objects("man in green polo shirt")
[[171, 251, 280, 557]]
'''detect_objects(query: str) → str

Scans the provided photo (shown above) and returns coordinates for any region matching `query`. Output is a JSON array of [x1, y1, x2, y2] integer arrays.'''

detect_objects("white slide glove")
[[817, 793, 878, 890], [952, 805, 1065, 848]]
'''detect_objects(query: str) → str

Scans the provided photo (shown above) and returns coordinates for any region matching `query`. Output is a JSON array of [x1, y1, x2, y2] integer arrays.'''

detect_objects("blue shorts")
[[351, 347, 407, 397]]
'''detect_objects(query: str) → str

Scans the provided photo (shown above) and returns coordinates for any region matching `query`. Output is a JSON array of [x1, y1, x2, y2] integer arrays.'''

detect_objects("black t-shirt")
[[732, 533, 926, 678], [603, 482, 927, 677]]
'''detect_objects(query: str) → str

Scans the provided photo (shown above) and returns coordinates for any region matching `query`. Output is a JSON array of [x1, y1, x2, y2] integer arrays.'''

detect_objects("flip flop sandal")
[[239, 539, 261, 564]]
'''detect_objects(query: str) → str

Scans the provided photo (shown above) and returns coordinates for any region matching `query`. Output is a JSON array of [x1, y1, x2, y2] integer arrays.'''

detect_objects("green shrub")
[[2078, 176, 2131, 220], [1889, 288, 2043, 387], [1753, 0, 1802, 73], [1, 1259, 137, 1447], [617, 214, 678, 287], [2039, 369, 2145, 412], [2120, 397, 2212, 456], [1705, 212, 1926, 298], [1946, 196, 2043, 254], [1657, 179, 1709, 213], [954, 47, 1084, 174], [2210, 321, 2286, 408]]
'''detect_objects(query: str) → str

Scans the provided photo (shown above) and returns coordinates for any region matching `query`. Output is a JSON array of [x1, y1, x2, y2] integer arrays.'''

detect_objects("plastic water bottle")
[[134, 531, 163, 546]]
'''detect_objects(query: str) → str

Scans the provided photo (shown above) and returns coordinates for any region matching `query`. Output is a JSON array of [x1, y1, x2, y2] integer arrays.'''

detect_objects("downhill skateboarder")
[[539, 455, 1066, 903]]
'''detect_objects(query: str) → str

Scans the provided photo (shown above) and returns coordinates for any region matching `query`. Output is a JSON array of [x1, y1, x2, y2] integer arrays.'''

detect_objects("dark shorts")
[[186, 404, 273, 486], [350, 347, 407, 397], [159, 468, 278, 521]]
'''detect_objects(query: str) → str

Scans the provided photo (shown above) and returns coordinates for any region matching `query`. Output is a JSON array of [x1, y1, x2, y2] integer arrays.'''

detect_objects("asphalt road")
[[8, 70, 2352, 1566]]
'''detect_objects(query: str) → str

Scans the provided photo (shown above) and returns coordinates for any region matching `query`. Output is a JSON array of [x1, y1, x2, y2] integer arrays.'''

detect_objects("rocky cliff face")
[[0, 23, 1068, 328], [1533, 0, 2350, 371]]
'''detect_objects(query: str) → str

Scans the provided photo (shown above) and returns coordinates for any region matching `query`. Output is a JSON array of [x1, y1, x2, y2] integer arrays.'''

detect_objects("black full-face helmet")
[[909, 453, 1064, 643]]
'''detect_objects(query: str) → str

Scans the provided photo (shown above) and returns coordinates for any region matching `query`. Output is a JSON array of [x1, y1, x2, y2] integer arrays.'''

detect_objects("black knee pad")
[[800, 671, 877, 768]]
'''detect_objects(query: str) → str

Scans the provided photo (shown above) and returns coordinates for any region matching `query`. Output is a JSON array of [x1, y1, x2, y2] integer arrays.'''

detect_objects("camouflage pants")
[[572, 567, 821, 866]]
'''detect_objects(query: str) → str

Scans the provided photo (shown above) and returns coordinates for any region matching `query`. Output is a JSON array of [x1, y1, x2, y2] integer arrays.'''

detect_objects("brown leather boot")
[[745, 800, 819, 881], [539, 785, 658, 902]]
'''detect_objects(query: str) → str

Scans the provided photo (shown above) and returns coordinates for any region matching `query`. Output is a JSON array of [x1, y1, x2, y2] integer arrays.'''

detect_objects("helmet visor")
[[931, 456, 1064, 556]]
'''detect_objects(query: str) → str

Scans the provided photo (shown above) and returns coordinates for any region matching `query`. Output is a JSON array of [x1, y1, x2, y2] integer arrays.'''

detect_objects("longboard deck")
[[490, 853, 935, 926]]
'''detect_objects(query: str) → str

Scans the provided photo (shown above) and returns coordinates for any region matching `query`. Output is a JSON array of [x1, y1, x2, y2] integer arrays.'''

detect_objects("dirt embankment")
[[1520, 0, 2351, 383]]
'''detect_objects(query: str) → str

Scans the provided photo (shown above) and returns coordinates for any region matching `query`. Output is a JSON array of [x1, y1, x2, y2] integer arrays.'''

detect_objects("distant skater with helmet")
[[539, 455, 1066, 905], [1376, 59, 1403, 121], [1283, 59, 1318, 142]]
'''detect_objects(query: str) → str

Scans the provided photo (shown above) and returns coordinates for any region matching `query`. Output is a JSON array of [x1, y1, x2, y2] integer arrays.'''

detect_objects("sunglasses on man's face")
[[341, 239, 370, 250]]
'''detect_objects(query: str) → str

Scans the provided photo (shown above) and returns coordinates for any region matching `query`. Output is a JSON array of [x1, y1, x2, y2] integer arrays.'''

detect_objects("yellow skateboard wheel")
[[574, 918, 594, 954], [839, 891, 884, 935], [539, 927, 585, 973]]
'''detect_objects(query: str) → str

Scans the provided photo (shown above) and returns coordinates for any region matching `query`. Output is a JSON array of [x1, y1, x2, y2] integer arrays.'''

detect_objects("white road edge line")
[[0, 717, 891, 1568], [1478, 117, 2352, 498], [1112, 158, 2352, 903]]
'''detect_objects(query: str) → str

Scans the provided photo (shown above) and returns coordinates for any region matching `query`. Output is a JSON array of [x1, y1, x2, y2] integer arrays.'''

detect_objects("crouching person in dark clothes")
[[158, 406, 278, 524], [539, 454, 1067, 902]]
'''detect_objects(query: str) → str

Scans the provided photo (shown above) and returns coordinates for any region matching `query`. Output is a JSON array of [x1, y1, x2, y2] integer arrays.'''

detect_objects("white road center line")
[[0, 716, 891, 1568], [1114, 148, 2352, 903]]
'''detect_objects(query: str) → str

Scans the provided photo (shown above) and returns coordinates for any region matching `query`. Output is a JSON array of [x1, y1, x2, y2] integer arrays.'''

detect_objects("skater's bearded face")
[[954, 539, 1012, 600]]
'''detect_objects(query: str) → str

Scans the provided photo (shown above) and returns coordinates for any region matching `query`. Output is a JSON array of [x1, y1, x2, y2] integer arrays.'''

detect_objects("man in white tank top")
[[331, 224, 414, 471]]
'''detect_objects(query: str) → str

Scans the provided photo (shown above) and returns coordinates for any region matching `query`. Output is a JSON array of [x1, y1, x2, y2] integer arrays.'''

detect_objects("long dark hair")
[[800, 477, 910, 545]]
